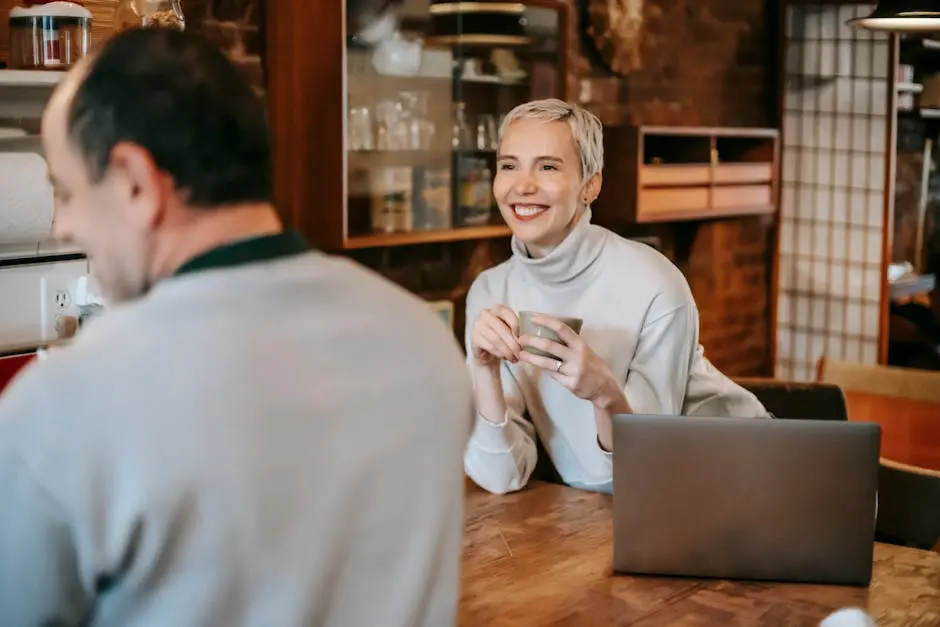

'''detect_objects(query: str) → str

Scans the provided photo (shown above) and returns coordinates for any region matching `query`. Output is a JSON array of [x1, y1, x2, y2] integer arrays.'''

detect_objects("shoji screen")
[[776, 2, 893, 381]]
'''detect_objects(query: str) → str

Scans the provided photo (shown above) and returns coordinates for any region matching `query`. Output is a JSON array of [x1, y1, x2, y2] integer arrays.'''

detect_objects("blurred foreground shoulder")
[[331, 255, 471, 373]]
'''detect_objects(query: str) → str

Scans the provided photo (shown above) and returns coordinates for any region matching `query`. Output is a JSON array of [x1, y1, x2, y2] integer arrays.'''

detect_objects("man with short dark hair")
[[0, 28, 472, 626]]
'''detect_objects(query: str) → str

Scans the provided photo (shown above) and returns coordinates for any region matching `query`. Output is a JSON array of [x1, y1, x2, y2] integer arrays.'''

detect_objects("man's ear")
[[108, 142, 169, 229]]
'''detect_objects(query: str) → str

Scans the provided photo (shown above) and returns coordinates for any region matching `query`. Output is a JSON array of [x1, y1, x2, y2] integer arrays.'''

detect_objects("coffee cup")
[[518, 311, 584, 360]]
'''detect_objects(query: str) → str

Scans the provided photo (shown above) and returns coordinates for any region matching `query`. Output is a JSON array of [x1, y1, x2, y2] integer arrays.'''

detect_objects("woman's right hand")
[[470, 305, 522, 367]]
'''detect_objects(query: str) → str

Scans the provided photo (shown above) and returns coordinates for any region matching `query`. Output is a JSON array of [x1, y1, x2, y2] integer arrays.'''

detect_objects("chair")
[[816, 358, 940, 471], [817, 357, 940, 551], [734, 377, 848, 422], [876, 460, 940, 551]]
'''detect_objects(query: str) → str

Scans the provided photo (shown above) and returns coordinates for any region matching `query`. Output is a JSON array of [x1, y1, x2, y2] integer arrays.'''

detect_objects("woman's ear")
[[582, 171, 602, 205]]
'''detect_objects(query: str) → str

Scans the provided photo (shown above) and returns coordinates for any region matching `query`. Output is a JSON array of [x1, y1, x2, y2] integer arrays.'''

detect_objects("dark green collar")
[[174, 229, 310, 278]]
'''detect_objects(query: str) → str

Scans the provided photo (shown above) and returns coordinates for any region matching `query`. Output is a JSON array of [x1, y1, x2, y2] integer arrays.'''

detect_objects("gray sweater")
[[0, 250, 473, 626]]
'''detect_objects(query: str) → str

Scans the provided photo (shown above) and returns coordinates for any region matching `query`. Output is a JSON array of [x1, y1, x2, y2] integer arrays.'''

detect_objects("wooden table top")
[[460, 482, 940, 626]]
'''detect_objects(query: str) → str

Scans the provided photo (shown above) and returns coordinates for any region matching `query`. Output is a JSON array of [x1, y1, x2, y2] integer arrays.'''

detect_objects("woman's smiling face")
[[493, 117, 599, 255]]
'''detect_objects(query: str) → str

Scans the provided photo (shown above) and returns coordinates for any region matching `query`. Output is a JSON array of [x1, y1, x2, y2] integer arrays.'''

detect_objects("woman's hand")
[[518, 315, 628, 412], [470, 305, 522, 368]]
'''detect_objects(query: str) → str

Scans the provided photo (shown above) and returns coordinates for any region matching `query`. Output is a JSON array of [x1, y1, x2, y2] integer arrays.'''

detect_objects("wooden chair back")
[[816, 358, 940, 471]]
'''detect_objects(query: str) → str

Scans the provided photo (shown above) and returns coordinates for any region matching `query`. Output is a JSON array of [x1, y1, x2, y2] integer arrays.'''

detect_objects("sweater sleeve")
[[463, 363, 537, 494], [0, 445, 89, 625], [461, 275, 537, 494], [624, 301, 698, 415]]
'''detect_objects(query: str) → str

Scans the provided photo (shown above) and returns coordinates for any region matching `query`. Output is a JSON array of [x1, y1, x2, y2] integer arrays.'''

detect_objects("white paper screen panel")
[[777, 3, 891, 381]]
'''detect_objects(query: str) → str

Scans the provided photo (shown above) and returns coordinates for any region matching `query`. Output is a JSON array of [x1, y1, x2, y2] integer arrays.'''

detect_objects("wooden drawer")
[[712, 184, 772, 209], [639, 187, 709, 216], [640, 164, 711, 187], [713, 163, 774, 185]]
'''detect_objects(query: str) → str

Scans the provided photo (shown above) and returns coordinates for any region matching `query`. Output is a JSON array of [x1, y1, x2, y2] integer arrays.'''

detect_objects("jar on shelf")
[[457, 156, 492, 226], [8, 1, 92, 71], [113, 0, 185, 32], [370, 166, 414, 233]]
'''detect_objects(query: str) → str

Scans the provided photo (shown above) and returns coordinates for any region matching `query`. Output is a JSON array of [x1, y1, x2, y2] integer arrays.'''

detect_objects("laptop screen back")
[[612, 415, 880, 586]]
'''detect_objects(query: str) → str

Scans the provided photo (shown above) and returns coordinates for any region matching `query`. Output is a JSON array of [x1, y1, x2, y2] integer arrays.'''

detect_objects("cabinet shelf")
[[0, 70, 65, 118], [0, 69, 64, 87], [344, 223, 511, 249], [594, 126, 780, 224]]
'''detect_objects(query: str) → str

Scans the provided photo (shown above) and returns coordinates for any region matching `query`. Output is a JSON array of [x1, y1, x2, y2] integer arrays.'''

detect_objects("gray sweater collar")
[[510, 209, 607, 285]]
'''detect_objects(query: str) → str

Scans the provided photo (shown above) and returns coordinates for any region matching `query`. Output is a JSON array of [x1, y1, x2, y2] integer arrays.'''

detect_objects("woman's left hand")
[[518, 315, 627, 411]]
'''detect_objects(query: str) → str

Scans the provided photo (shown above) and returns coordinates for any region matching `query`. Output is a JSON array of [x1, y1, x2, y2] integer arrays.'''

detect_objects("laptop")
[[612, 415, 881, 586]]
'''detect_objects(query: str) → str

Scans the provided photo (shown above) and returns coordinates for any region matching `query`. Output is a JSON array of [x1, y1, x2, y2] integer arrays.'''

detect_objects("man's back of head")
[[42, 27, 278, 303]]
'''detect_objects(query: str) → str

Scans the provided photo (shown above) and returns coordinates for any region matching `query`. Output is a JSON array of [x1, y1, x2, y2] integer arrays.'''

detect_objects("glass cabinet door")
[[344, 0, 565, 249]]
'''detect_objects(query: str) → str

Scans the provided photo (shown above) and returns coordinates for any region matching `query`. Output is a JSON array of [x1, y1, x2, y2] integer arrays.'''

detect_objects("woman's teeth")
[[513, 205, 548, 218]]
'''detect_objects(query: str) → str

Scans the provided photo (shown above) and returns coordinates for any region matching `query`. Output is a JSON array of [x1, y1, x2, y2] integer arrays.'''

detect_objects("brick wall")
[[572, 0, 776, 377]]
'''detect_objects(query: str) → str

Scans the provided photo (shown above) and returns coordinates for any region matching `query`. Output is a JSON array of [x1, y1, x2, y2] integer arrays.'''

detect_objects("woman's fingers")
[[471, 335, 501, 364], [519, 334, 573, 362], [531, 315, 581, 349], [481, 310, 521, 357], [492, 305, 520, 336], [517, 349, 562, 372], [476, 319, 519, 361]]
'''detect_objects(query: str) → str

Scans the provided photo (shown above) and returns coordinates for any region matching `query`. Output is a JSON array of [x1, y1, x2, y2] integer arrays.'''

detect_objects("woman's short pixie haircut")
[[498, 98, 604, 181]]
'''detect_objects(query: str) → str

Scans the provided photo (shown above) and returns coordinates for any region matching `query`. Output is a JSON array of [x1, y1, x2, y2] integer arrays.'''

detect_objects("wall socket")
[[0, 259, 89, 352], [39, 260, 90, 343]]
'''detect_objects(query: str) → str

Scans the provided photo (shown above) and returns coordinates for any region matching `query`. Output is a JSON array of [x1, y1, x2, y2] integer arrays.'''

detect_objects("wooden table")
[[461, 482, 940, 626]]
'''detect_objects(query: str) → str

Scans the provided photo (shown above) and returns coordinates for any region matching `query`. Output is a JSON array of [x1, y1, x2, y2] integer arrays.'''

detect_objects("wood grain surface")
[[461, 481, 940, 626]]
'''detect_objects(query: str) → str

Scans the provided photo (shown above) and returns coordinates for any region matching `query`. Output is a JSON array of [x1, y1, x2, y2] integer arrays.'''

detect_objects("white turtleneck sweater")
[[463, 211, 769, 494]]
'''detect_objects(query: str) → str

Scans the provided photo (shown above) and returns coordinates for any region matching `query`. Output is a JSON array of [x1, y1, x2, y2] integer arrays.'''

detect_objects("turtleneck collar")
[[510, 208, 607, 285]]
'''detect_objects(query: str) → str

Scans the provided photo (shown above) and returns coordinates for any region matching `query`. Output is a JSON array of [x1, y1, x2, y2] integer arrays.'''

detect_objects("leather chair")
[[734, 378, 849, 422]]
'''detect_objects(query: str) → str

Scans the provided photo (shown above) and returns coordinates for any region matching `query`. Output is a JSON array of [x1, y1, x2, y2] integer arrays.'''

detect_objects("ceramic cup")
[[518, 311, 584, 360]]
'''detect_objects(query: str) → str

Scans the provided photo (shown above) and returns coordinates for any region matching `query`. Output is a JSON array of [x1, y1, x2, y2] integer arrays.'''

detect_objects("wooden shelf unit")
[[0, 69, 64, 87], [593, 126, 780, 225], [0, 69, 64, 119], [275, 0, 570, 252], [344, 223, 511, 249]]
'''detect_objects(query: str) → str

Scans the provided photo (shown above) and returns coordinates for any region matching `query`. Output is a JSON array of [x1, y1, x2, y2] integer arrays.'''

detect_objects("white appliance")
[[0, 70, 100, 362]]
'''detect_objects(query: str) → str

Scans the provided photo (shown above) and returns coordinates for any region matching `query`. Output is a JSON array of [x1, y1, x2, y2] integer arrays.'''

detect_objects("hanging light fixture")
[[426, 2, 530, 47], [847, 0, 940, 33]]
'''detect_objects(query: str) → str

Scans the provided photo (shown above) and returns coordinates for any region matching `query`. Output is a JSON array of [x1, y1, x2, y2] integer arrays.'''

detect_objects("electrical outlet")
[[54, 290, 70, 309], [39, 260, 90, 343], [0, 259, 88, 352]]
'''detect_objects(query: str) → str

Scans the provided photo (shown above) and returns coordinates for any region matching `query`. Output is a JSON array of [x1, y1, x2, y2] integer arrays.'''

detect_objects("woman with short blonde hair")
[[464, 98, 768, 495]]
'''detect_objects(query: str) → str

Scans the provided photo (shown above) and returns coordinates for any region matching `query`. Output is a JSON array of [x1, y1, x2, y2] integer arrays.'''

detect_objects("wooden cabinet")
[[268, 0, 571, 252], [593, 126, 780, 225]]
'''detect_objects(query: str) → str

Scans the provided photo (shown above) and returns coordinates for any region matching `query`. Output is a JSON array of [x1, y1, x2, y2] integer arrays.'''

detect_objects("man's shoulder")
[[308, 254, 468, 361]]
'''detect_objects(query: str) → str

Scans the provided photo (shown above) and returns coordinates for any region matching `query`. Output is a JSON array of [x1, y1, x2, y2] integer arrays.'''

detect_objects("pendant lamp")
[[426, 1, 530, 47], [847, 0, 940, 32]]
